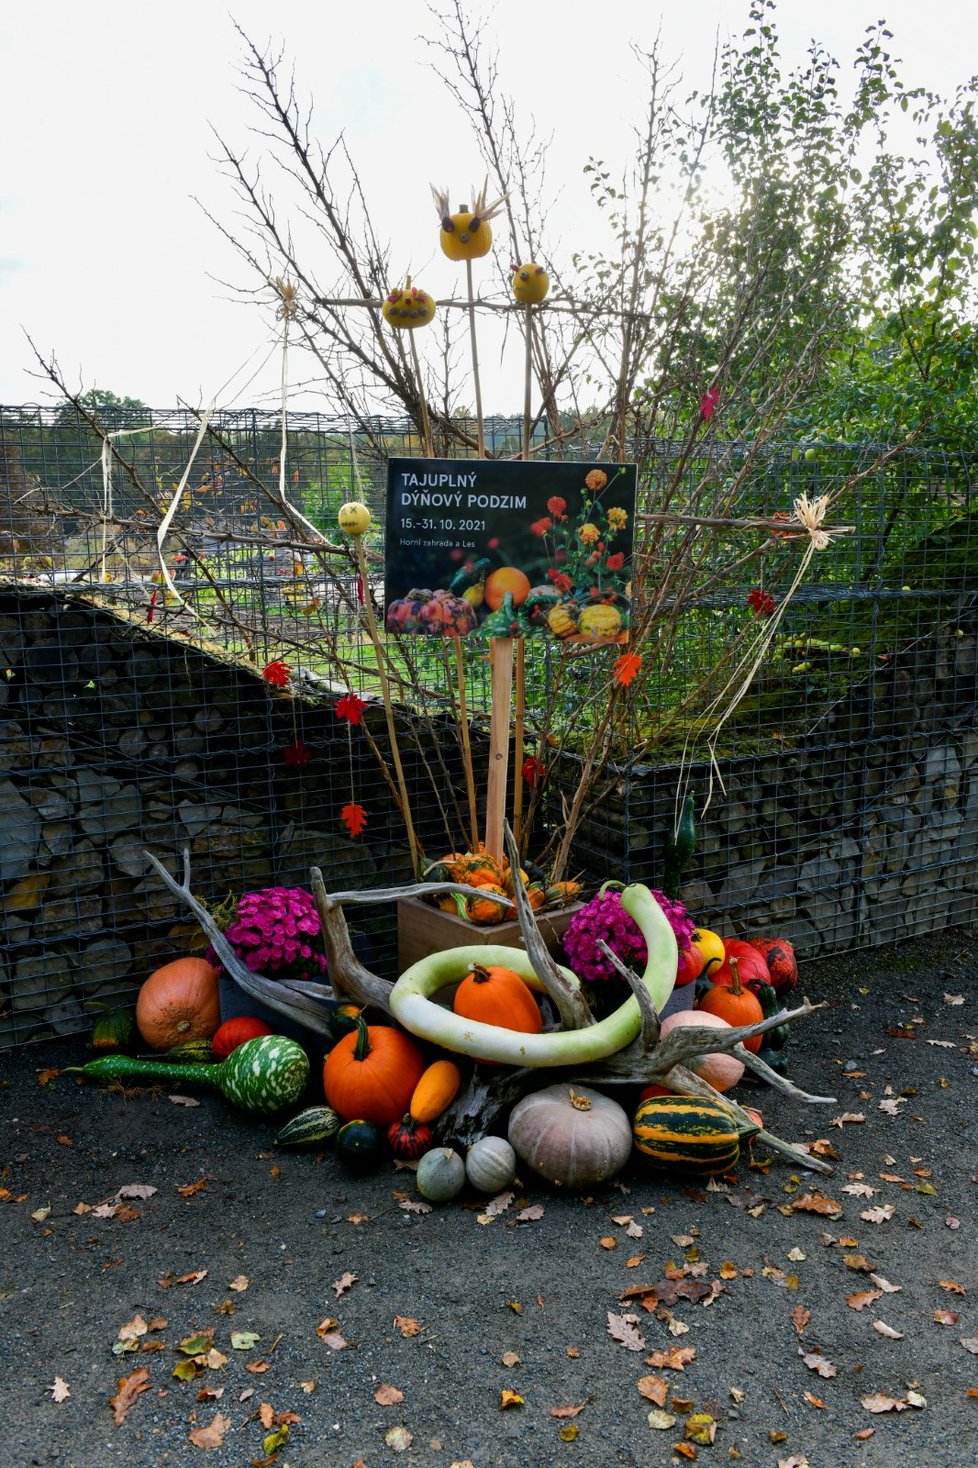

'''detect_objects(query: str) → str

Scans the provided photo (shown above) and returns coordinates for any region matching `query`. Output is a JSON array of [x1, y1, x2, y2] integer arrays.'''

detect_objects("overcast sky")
[[1, 0, 974, 415]]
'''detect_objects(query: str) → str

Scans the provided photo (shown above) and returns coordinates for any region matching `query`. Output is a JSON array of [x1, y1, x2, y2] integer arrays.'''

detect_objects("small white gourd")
[[416, 1147, 466, 1203], [465, 1136, 518, 1193]]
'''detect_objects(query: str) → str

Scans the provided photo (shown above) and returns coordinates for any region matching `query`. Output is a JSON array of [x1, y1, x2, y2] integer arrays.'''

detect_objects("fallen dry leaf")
[[791, 1305, 810, 1334], [869, 1273, 901, 1293], [516, 1204, 544, 1221], [386, 1425, 413, 1451], [500, 1389, 524, 1408], [550, 1402, 587, 1418], [861, 1205, 895, 1224], [646, 1407, 677, 1430], [873, 1320, 905, 1339], [636, 1374, 669, 1406], [943, 993, 965, 1005], [844, 1254, 875, 1273], [606, 1312, 646, 1352], [188, 1412, 231, 1448], [176, 1178, 208, 1197], [803, 1391, 826, 1408], [332, 1271, 357, 1297], [842, 1182, 876, 1198], [799, 1348, 837, 1378], [393, 1316, 422, 1337], [828, 1112, 866, 1128], [169, 1094, 201, 1106], [791, 1193, 842, 1216], [847, 1290, 883, 1311], [939, 1280, 966, 1294], [48, 1377, 70, 1402], [483, 1191, 514, 1217], [960, 1338, 978, 1354], [600, 1236, 618, 1250], [398, 1197, 431, 1214], [117, 1315, 149, 1342], [644, 1346, 696, 1370], [685, 1413, 717, 1445], [176, 1270, 207, 1286], [228, 1275, 248, 1292], [855, 1427, 875, 1440], [626, 1255, 645, 1268], [934, 1310, 960, 1326], [109, 1368, 151, 1425], [374, 1383, 404, 1406]]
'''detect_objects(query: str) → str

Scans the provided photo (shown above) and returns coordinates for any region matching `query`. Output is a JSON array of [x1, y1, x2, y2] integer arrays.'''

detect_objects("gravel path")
[[2, 925, 976, 1468]]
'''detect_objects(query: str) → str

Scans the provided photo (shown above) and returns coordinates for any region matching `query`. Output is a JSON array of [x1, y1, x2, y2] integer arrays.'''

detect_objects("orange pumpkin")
[[484, 566, 531, 611], [323, 1017, 426, 1126], [452, 963, 542, 1035], [135, 957, 221, 1051], [696, 956, 765, 1052]]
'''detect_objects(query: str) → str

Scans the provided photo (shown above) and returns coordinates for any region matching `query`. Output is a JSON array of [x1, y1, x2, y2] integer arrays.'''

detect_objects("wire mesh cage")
[[1, 405, 976, 1047]]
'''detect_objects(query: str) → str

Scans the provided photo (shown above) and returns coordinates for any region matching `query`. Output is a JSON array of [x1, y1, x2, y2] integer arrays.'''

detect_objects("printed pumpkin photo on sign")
[[384, 458, 636, 646]]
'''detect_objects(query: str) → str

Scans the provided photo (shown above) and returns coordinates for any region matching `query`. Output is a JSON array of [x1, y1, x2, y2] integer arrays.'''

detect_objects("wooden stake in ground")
[[484, 635, 515, 863], [453, 633, 480, 851]]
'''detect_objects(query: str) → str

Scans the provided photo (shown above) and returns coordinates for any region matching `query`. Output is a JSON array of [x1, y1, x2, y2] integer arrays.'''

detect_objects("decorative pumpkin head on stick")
[[431, 180, 506, 261]]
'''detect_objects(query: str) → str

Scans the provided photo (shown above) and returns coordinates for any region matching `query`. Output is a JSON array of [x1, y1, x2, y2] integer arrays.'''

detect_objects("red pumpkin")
[[638, 1083, 675, 1102], [745, 935, 798, 996], [711, 939, 771, 990], [674, 944, 704, 988], [211, 1016, 273, 1059], [135, 957, 221, 1052], [387, 1115, 434, 1161], [695, 957, 765, 1052], [385, 589, 430, 633], [323, 1016, 426, 1126]]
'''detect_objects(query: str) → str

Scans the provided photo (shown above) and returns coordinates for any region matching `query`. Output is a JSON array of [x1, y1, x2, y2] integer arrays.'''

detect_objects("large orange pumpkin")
[[135, 957, 221, 1051], [696, 958, 765, 1052], [323, 1017, 426, 1126]]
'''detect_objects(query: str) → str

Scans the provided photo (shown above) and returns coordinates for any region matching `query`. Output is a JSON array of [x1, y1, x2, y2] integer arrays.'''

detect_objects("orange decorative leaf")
[[109, 1367, 151, 1425], [340, 803, 368, 837], [613, 651, 642, 687]]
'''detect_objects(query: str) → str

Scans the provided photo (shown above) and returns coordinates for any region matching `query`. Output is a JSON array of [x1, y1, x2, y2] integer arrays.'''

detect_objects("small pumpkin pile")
[[424, 846, 581, 927], [690, 932, 798, 1078]]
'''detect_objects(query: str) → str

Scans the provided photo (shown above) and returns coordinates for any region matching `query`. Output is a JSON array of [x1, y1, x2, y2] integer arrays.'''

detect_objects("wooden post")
[[453, 633, 480, 852], [484, 636, 514, 864], [465, 258, 486, 458]]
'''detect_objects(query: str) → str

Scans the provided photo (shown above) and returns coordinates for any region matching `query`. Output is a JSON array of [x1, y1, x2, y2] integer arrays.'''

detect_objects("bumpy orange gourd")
[[452, 963, 542, 1035], [135, 957, 221, 1052], [323, 1017, 426, 1126]]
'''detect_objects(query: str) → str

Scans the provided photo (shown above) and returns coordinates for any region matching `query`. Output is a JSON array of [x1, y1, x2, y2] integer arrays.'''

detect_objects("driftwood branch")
[[144, 850, 338, 1034], [598, 939, 659, 1052], [504, 821, 593, 1030], [659, 1064, 835, 1176]]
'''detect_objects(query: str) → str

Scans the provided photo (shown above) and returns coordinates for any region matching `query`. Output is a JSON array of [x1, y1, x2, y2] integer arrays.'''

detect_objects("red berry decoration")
[[211, 1016, 274, 1059], [745, 935, 798, 997]]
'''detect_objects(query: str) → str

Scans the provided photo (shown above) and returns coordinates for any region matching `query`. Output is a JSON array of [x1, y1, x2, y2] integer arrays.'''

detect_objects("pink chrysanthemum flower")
[[208, 886, 327, 983], [563, 888, 694, 984]]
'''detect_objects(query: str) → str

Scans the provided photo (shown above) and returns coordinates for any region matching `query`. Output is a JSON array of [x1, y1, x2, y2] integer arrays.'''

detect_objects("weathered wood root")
[[504, 821, 593, 1031]]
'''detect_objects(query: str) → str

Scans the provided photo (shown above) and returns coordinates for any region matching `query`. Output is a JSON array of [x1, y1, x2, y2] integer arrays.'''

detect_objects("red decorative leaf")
[[746, 588, 776, 617], [613, 652, 642, 687], [340, 803, 368, 837], [335, 692, 366, 726], [262, 660, 291, 687], [282, 739, 312, 767], [521, 756, 546, 788], [699, 385, 720, 421]]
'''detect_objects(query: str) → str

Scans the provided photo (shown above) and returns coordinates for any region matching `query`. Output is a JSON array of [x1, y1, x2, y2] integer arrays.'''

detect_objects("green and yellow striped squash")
[[632, 1096, 758, 1176], [275, 1105, 342, 1148]]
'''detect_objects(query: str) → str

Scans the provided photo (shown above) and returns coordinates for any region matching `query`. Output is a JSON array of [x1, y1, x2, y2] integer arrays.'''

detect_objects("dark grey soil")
[[2, 927, 977, 1468]]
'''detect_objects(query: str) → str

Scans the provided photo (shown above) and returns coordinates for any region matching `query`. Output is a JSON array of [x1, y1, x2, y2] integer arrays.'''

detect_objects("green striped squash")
[[219, 1036, 310, 1115], [275, 1105, 342, 1148], [633, 1096, 756, 1176]]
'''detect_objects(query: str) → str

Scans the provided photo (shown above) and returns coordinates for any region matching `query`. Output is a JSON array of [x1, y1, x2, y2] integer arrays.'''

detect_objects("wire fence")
[[1, 406, 976, 1046]]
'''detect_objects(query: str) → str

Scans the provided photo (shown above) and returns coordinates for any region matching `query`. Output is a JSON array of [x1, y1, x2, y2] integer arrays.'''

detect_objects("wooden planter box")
[[397, 897, 582, 973]]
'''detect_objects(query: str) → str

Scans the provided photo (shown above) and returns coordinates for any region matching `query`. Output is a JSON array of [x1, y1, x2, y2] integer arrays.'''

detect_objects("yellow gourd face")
[[337, 502, 372, 537], [439, 209, 493, 261], [382, 285, 436, 330], [512, 262, 549, 304]]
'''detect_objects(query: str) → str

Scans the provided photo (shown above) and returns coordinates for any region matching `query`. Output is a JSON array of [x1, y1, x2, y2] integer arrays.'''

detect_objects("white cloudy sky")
[[0, 0, 973, 414]]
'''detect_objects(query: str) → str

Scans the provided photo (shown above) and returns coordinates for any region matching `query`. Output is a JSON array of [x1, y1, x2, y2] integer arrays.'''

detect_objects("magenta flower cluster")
[[211, 886, 328, 984], [563, 887, 695, 984]]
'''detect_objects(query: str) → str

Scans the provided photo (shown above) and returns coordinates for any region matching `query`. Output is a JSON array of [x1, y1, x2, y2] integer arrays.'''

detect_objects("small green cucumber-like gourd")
[[465, 1136, 518, 1194], [66, 1035, 309, 1116], [389, 883, 678, 1066], [416, 1147, 467, 1203], [632, 1095, 759, 1176], [275, 1105, 342, 1148]]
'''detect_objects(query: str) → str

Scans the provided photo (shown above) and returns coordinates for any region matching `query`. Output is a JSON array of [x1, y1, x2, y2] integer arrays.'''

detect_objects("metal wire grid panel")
[[1, 405, 976, 1047]]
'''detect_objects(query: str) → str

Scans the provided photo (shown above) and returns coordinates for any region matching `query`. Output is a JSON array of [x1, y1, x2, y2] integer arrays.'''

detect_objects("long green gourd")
[[65, 1034, 309, 1116], [389, 883, 677, 1066]]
